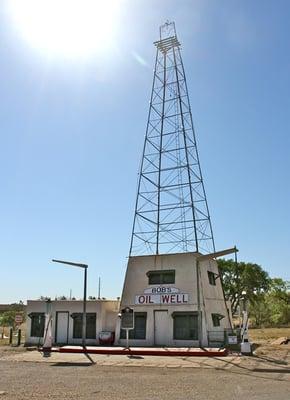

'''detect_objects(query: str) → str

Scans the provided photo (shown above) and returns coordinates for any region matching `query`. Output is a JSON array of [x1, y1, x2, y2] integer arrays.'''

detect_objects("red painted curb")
[[39, 346, 228, 357]]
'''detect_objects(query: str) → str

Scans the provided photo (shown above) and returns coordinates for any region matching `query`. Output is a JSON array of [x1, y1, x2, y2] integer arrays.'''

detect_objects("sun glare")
[[7, 0, 120, 58]]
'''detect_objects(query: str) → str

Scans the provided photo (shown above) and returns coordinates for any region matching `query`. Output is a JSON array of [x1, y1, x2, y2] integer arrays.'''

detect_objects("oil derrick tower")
[[118, 22, 237, 348], [129, 21, 214, 257]]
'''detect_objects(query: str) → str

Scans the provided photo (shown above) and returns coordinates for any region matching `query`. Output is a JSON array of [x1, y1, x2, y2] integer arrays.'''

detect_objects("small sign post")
[[120, 307, 134, 349], [227, 335, 238, 345], [14, 314, 23, 325]]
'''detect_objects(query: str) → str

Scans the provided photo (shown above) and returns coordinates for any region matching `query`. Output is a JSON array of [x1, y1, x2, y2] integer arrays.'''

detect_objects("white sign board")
[[144, 287, 179, 294], [228, 336, 238, 344], [135, 293, 188, 305]]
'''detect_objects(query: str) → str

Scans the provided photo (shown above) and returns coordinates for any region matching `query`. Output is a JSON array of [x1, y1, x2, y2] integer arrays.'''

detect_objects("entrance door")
[[56, 312, 69, 344], [154, 310, 169, 346]]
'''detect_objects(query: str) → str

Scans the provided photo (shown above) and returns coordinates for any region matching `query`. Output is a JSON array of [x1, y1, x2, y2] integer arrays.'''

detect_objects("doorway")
[[56, 311, 69, 344], [154, 310, 169, 346]]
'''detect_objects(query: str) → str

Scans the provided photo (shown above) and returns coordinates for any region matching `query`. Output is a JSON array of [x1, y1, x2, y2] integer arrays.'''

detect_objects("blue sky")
[[0, 0, 289, 303]]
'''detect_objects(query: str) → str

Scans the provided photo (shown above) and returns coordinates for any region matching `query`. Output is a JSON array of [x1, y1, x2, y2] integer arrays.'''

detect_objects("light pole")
[[52, 259, 88, 348]]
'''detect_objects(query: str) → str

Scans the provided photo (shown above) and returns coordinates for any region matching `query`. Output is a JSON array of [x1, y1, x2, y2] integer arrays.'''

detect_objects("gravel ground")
[[0, 347, 289, 400]]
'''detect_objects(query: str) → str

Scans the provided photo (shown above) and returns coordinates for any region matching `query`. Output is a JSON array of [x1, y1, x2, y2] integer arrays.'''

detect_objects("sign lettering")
[[135, 293, 188, 305], [144, 287, 179, 294]]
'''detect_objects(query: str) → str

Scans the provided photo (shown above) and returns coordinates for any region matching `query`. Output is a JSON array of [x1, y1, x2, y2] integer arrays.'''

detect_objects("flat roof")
[[129, 247, 238, 260]]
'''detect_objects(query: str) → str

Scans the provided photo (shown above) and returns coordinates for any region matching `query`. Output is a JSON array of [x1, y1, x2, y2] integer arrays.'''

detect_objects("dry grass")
[[0, 324, 25, 346], [249, 327, 290, 343], [1, 325, 290, 347], [0, 327, 12, 346]]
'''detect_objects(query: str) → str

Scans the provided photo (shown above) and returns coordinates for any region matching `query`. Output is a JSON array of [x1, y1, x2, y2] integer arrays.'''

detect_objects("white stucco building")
[[25, 250, 234, 348], [116, 250, 234, 348], [25, 299, 119, 346]]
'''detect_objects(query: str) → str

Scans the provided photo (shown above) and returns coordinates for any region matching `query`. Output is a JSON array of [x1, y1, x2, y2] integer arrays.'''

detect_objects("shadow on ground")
[[51, 362, 93, 367]]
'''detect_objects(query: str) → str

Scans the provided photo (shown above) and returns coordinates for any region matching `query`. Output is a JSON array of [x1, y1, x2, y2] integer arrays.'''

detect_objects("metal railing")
[[207, 329, 242, 347]]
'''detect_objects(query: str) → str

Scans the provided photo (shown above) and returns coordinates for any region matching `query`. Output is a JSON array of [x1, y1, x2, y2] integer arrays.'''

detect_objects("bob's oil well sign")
[[135, 287, 189, 305]]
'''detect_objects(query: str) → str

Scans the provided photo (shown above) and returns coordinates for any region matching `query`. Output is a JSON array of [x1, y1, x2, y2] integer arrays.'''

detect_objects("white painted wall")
[[25, 300, 119, 346], [117, 252, 231, 347]]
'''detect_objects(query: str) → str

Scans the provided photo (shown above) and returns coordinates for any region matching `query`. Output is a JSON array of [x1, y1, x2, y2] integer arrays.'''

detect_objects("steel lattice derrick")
[[129, 22, 215, 256]]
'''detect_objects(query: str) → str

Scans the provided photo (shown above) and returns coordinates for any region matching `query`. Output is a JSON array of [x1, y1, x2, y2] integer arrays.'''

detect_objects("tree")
[[0, 311, 17, 328], [217, 259, 270, 315], [9, 302, 25, 312], [38, 296, 51, 301], [249, 278, 290, 327], [0, 310, 26, 339]]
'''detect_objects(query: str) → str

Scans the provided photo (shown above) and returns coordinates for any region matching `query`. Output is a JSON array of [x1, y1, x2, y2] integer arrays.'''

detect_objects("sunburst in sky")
[[7, 0, 120, 58]]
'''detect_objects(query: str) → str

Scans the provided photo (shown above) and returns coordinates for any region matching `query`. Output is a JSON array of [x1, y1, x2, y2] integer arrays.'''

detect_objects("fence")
[[207, 329, 242, 347]]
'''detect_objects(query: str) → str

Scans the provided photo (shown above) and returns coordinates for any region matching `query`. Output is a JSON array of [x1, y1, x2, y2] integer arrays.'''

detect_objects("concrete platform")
[[44, 346, 228, 357]]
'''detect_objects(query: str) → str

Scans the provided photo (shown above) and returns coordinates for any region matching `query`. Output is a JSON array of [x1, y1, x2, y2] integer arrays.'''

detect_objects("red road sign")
[[14, 314, 23, 324]]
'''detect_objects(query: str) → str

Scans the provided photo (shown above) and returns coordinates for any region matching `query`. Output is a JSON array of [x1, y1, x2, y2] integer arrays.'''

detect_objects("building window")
[[212, 313, 224, 327], [208, 271, 216, 286], [71, 313, 96, 339], [147, 270, 175, 285], [86, 314, 97, 339], [120, 312, 147, 340], [29, 313, 45, 337], [173, 312, 198, 340]]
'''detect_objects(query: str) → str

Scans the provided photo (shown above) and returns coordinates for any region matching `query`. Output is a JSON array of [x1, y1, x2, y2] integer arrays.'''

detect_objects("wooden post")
[[9, 328, 13, 345], [17, 329, 21, 346]]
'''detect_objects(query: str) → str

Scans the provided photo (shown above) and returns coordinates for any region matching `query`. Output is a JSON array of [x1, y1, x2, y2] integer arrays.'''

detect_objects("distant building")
[[0, 303, 26, 313]]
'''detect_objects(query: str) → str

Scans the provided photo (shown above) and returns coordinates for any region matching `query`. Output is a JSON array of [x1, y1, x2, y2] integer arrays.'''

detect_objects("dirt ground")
[[0, 327, 289, 399], [0, 343, 289, 400], [0, 358, 290, 400]]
